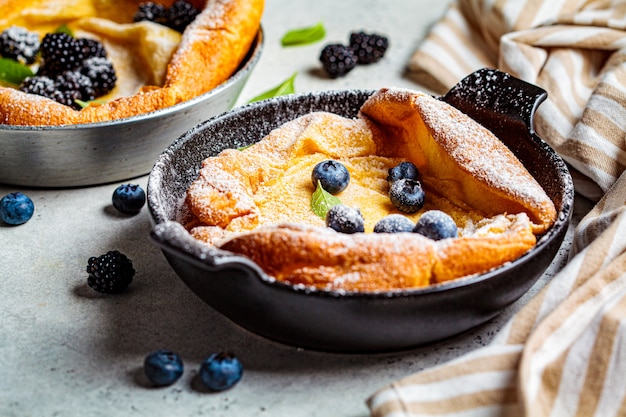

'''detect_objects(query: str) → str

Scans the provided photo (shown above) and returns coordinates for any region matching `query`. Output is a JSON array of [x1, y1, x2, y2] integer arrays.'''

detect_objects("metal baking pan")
[[0, 29, 263, 188]]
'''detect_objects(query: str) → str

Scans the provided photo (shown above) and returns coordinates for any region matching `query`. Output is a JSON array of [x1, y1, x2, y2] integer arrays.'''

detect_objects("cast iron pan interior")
[[147, 68, 574, 353]]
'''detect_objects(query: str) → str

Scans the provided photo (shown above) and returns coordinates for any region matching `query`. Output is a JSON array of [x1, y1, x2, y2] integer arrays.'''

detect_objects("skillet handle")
[[441, 68, 547, 140]]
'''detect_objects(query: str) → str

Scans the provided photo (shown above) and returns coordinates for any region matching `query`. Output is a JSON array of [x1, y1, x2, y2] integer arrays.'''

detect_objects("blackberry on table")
[[86, 250, 135, 294], [166, 0, 201, 32], [80, 57, 116, 96], [133, 2, 168, 25], [349, 31, 389, 64], [319, 44, 357, 78], [0, 26, 40, 64]]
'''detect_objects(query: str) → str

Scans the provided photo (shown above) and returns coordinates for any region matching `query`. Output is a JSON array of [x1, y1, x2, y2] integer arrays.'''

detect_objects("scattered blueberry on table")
[[112, 183, 146, 215], [198, 352, 244, 392], [143, 349, 184, 387], [0, 191, 34, 225]]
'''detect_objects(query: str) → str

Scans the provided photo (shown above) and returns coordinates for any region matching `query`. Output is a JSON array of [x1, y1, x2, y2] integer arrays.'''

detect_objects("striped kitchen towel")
[[368, 1, 626, 416]]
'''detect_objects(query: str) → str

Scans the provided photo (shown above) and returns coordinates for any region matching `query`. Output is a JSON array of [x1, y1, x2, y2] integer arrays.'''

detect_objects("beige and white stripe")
[[369, 0, 626, 416]]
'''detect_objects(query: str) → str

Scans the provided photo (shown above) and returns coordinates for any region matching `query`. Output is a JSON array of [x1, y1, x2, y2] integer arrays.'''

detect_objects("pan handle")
[[150, 221, 266, 277], [441, 68, 547, 139]]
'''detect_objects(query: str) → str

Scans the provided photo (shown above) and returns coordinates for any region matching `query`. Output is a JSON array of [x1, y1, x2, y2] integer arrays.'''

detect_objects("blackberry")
[[77, 38, 107, 59], [133, 2, 168, 25], [80, 57, 116, 96], [319, 44, 357, 78], [19, 75, 57, 99], [57, 70, 95, 97], [166, 0, 201, 32], [50, 89, 82, 108], [38, 33, 84, 76], [0, 26, 40, 64], [52, 70, 96, 108], [86, 250, 135, 294], [349, 31, 389, 64]]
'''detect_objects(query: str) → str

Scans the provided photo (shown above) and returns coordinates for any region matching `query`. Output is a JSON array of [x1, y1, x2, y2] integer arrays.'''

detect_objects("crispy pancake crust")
[[0, 0, 263, 125], [184, 88, 557, 292]]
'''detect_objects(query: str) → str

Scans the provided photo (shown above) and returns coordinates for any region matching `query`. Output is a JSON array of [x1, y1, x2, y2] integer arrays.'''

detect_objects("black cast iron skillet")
[[147, 68, 574, 353]]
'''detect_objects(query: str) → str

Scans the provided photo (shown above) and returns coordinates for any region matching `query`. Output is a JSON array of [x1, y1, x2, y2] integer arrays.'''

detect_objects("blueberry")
[[414, 210, 458, 240], [373, 214, 415, 233], [143, 349, 184, 387], [311, 160, 350, 194], [198, 352, 243, 391], [0, 192, 34, 225], [325, 204, 364, 234], [387, 161, 419, 183], [389, 178, 425, 213], [112, 184, 146, 215]]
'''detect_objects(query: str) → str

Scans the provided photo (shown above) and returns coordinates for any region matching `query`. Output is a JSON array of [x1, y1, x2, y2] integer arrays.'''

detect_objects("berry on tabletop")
[[112, 184, 146, 215], [0, 192, 34, 225], [86, 250, 135, 294], [319, 44, 357, 78], [198, 352, 244, 391], [143, 349, 184, 387], [349, 31, 389, 64]]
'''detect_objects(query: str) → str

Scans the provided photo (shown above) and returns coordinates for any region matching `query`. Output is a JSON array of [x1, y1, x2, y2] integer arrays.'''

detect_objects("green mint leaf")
[[55, 24, 74, 37], [247, 72, 297, 103], [0, 58, 34, 85], [311, 180, 341, 218], [237, 144, 253, 151], [74, 98, 106, 109], [281, 22, 326, 46]]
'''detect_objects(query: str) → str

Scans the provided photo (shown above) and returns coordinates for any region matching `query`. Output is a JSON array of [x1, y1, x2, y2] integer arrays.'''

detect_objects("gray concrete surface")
[[0, 1, 591, 416]]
